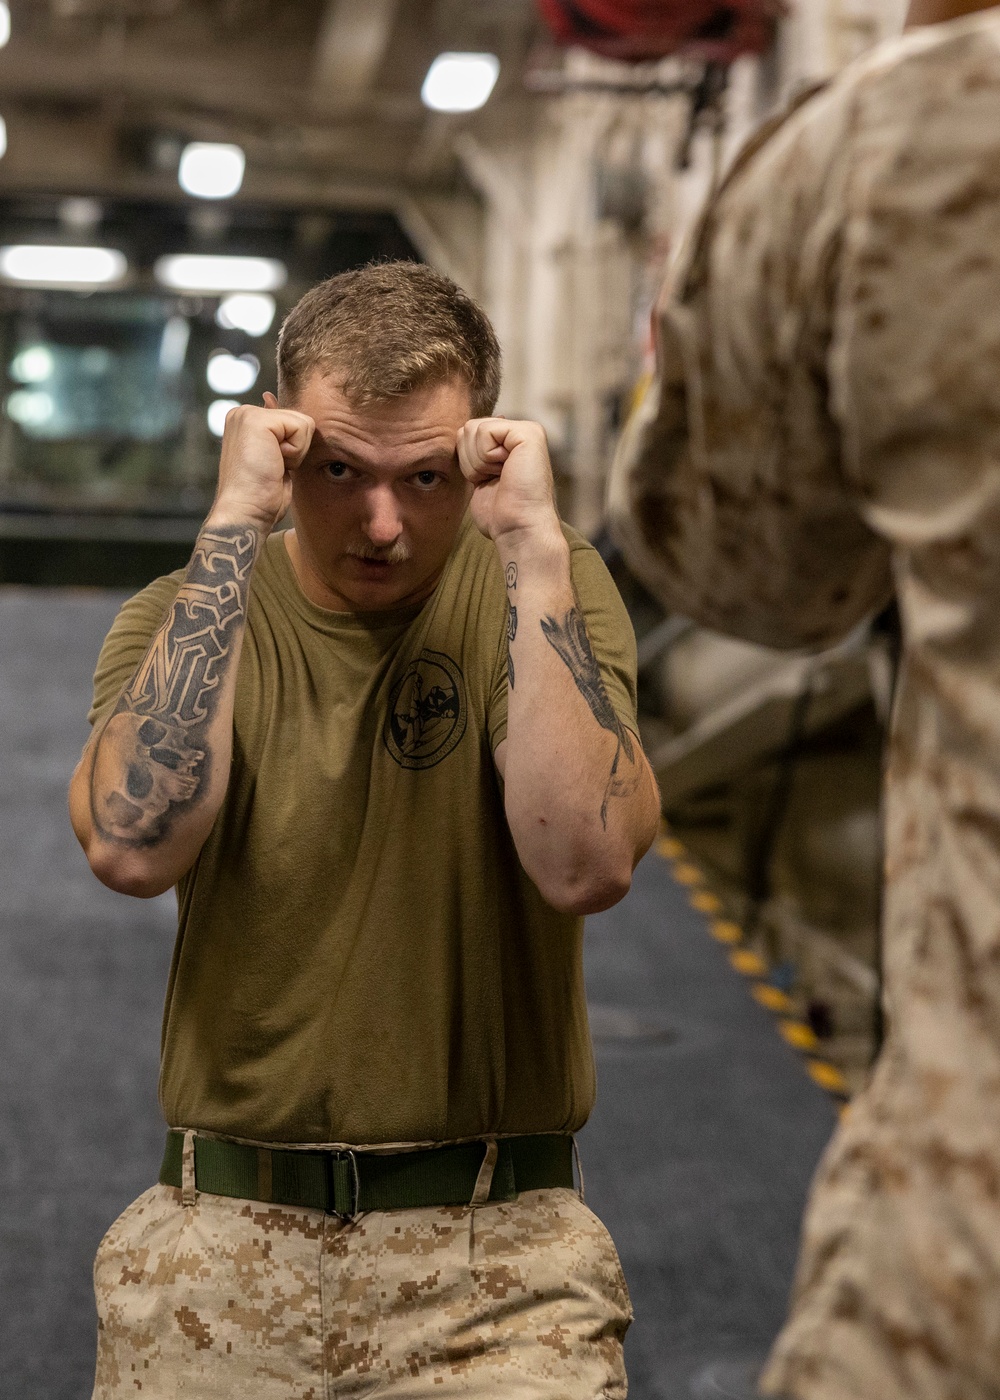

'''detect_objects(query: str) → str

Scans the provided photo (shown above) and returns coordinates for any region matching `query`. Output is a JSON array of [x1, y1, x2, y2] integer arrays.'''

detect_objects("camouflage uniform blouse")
[[609, 13, 1000, 1400]]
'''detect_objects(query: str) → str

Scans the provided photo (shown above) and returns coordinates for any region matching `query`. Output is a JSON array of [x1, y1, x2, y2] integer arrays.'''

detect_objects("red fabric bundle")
[[537, 0, 777, 61]]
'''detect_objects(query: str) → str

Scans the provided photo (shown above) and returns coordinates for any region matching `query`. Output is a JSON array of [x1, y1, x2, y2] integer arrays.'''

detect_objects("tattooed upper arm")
[[89, 526, 258, 847]]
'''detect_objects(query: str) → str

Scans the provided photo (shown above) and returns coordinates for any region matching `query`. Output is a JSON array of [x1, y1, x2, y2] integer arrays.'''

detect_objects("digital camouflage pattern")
[[92, 1182, 631, 1398], [609, 12, 1000, 1399]]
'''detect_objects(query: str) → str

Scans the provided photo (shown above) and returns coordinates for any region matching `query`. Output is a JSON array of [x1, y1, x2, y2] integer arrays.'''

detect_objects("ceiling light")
[[154, 254, 286, 293], [0, 117, 7, 162], [207, 398, 239, 437], [9, 345, 54, 383], [6, 390, 54, 428], [207, 351, 259, 396], [421, 53, 499, 113], [216, 292, 276, 337], [178, 142, 245, 200], [0, 5, 10, 49], [158, 316, 190, 375], [0, 244, 127, 286]]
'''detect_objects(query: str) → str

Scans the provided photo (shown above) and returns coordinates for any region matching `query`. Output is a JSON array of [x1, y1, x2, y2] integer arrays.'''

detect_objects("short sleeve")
[[88, 571, 185, 729], [487, 528, 639, 753]]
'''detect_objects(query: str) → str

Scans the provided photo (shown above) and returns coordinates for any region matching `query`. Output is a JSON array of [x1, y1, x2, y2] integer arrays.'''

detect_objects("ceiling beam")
[[0, 106, 461, 205], [310, 0, 400, 111], [0, 34, 420, 130]]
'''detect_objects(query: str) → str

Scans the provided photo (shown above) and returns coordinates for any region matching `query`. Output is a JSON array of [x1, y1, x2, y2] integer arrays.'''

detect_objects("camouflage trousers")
[[92, 1180, 632, 1398]]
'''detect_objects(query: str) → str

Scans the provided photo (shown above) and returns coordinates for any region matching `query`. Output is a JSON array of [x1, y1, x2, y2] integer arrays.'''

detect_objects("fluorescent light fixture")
[[159, 316, 190, 375], [207, 398, 239, 437], [179, 142, 246, 200], [0, 244, 127, 287], [155, 254, 286, 293], [9, 345, 54, 384], [0, 4, 10, 49], [207, 351, 259, 395], [421, 52, 499, 113], [0, 116, 7, 162], [216, 292, 276, 337], [6, 390, 53, 428]]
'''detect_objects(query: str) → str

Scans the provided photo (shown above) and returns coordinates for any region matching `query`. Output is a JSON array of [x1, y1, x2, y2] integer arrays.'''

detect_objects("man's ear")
[[262, 391, 278, 409]]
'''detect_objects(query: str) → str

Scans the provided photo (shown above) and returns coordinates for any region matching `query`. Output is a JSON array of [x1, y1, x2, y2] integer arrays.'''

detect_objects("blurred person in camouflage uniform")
[[70, 261, 660, 1397], [609, 0, 1000, 1394]]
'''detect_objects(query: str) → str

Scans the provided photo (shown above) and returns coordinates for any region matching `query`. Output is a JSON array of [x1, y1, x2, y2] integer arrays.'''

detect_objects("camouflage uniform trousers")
[[92, 1180, 632, 1398]]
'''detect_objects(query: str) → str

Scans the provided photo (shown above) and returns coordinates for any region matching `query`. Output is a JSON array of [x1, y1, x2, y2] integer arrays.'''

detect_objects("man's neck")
[[905, 0, 997, 28]]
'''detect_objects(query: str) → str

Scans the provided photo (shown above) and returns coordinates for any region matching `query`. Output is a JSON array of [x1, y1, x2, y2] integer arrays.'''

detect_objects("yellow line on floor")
[[654, 823, 849, 1104]]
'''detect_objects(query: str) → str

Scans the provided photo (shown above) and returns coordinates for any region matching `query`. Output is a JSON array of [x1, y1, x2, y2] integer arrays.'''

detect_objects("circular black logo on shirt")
[[383, 650, 467, 770]]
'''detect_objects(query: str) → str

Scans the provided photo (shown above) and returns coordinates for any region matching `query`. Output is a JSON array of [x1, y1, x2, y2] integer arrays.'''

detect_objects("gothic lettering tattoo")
[[505, 561, 518, 689], [540, 606, 637, 828], [90, 526, 258, 845]]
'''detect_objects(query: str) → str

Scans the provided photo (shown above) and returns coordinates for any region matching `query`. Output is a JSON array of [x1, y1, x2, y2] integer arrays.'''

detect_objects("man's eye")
[[326, 462, 350, 479], [415, 471, 439, 488]]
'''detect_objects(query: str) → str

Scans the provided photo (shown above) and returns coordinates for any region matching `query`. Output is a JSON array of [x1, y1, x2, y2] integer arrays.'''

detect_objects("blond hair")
[[277, 260, 501, 416]]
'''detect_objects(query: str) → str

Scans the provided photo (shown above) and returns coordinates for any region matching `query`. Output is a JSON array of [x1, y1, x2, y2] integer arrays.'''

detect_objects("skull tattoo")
[[91, 713, 204, 841]]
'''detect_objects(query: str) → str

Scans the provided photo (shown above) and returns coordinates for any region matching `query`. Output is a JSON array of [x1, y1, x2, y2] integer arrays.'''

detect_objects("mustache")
[[347, 540, 412, 564]]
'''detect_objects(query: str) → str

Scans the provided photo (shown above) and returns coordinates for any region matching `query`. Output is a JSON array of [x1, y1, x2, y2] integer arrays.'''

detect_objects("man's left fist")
[[456, 418, 561, 543]]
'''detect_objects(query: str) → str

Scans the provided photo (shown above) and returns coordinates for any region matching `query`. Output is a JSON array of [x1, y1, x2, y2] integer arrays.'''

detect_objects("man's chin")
[[337, 561, 429, 612]]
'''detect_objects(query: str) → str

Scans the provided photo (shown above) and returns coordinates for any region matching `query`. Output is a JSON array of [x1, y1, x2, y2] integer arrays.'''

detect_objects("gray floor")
[[0, 587, 836, 1400]]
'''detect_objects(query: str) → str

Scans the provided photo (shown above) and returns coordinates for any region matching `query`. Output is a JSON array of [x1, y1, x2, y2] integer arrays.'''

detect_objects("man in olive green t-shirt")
[[70, 261, 660, 1398]]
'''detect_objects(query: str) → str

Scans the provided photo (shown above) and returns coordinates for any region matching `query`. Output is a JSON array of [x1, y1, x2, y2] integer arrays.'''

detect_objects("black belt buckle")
[[325, 1149, 361, 1220]]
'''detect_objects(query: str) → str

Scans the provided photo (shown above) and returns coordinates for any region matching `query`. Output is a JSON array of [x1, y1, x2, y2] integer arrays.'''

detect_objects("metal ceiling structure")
[[0, 0, 543, 206]]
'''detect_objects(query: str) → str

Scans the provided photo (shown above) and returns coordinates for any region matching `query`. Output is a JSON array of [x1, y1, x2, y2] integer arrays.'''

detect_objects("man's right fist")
[[209, 395, 315, 533]]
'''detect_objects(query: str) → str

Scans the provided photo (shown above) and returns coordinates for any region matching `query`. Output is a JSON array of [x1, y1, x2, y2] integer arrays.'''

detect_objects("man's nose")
[[363, 485, 403, 546]]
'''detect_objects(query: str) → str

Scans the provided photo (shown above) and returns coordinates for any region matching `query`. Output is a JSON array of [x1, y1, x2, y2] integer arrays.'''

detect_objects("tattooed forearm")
[[507, 603, 518, 688], [90, 525, 259, 846], [540, 606, 637, 828], [506, 562, 518, 690], [540, 608, 633, 752]]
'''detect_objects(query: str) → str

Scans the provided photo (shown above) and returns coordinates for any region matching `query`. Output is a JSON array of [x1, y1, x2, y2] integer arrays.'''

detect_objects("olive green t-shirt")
[[89, 515, 638, 1146]]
